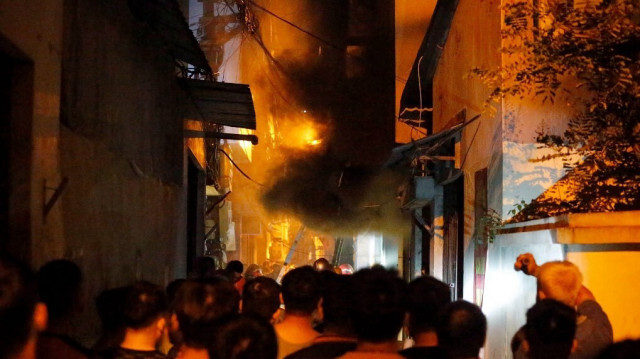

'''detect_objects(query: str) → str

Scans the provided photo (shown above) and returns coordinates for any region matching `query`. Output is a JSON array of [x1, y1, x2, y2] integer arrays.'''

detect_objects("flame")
[[284, 119, 326, 150]]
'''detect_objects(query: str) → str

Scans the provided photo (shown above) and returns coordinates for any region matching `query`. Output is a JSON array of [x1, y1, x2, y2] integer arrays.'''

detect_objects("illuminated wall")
[[569, 250, 640, 341], [432, 0, 503, 299], [484, 212, 640, 357], [420, 0, 640, 356], [483, 230, 565, 359]]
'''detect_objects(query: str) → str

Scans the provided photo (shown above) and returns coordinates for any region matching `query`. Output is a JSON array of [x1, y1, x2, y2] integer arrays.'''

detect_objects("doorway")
[[443, 176, 464, 300], [0, 36, 34, 262], [186, 150, 205, 274]]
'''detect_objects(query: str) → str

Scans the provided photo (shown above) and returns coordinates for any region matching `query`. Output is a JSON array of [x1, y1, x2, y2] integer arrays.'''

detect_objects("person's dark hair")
[[407, 276, 451, 337], [349, 267, 407, 343], [595, 339, 640, 359], [318, 270, 354, 336], [525, 299, 577, 359], [226, 260, 244, 274], [93, 286, 127, 351], [0, 253, 38, 359], [242, 277, 280, 321], [166, 278, 187, 305], [122, 281, 167, 329], [510, 327, 526, 357], [95, 286, 127, 331], [192, 257, 216, 279], [436, 300, 487, 359], [173, 278, 240, 348], [210, 314, 277, 359], [313, 258, 332, 272], [281, 266, 321, 316], [37, 259, 82, 320]]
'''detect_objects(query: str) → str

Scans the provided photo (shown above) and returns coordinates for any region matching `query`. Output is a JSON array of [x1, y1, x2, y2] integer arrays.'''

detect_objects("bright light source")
[[280, 118, 328, 151]]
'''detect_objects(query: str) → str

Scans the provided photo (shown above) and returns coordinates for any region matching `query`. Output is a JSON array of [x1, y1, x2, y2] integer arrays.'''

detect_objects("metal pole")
[[332, 238, 344, 266], [276, 226, 306, 283]]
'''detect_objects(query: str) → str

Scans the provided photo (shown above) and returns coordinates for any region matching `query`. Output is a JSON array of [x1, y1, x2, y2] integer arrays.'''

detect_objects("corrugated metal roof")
[[385, 114, 478, 168], [180, 78, 257, 130], [127, 0, 212, 73]]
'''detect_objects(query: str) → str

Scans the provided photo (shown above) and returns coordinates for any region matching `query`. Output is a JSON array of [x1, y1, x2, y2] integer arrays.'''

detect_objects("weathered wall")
[[56, 0, 189, 343], [0, 0, 66, 261], [433, 0, 503, 300], [2, 0, 191, 344], [61, 0, 183, 184]]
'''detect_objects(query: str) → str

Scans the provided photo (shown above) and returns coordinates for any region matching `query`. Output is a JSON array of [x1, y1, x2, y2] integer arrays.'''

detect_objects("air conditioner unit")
[[399, 176, 436, 210]]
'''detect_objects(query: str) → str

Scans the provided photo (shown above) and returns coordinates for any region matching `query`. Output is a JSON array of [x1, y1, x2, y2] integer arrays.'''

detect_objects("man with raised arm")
[[513, 253, 613, 359]]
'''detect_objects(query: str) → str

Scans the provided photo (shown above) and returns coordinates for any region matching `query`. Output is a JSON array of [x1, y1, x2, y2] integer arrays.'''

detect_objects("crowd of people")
[[1, 252, 639, 359]]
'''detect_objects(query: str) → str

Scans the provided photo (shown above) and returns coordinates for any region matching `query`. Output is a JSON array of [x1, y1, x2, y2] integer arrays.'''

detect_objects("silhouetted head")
[[93, 286, 128, 352], [95, 286, 127, 332], [37, 259, 83, 321], [210, 315, 277, 359], [244, 264, 263, 281], [317, 270, 355, 336], [166, 279, 187, 305], [436, 300, 486, 359], [281, 266, 321, 316], [226, 260, 244, 275], [525, 299, 577, 359], [172, 278, 240, 349], [406, 276, 451, 337], [121, 281, 167, 330], [242, 277, 281, 322], [0, 254, 43, 359], [349, 266, 407, 343], [191, 257, 216, 279], [313, 258, 332, 272]]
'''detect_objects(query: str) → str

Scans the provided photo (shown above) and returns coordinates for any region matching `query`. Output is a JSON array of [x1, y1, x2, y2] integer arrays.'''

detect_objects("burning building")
[[187, 0, 401, 270]]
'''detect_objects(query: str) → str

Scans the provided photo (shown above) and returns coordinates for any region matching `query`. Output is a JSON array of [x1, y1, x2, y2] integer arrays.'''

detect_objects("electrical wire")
[[246, 0, 343, 52], [460, 118, 482, 169], [417, 55, 424, 129], [242, 35, 302, 121], [218, 148, 264, 186], [187, 0, 365, 65], [410, 56, 427, 142]]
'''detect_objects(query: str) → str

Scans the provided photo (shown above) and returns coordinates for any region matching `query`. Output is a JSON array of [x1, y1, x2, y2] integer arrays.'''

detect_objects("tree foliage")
[[472, 0, 640, 218]]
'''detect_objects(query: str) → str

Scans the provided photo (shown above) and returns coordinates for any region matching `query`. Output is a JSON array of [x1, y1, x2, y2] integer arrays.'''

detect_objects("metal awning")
[[385, 114, 478, 169], [180, 78, 257, 130], [398, 0, 459, 129], [127, 0, 212, 73]]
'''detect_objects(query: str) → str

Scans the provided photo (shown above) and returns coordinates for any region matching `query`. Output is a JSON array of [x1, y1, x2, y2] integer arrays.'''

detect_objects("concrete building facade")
[[1, 0, 225, 343], [399, 0, 640, 356]]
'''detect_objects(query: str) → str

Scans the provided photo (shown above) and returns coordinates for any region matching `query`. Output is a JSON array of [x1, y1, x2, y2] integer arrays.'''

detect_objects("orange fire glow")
[[284, 119, 327, 150]]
